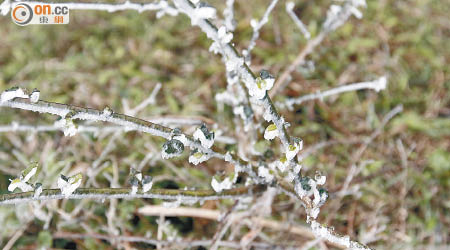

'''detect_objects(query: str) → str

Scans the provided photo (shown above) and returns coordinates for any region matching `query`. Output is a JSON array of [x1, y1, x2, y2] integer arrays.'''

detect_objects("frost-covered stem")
[[0, 185, 265, 205], [0, 97, 223, 157], [245, 0, 279, 60], [223, 0, 236, 31], [281, 76, 388, 110], [285, 2, 311, 39], [310, 220, 371, 249], [270, 32, 326, 97], [0, 0, 178, 16]]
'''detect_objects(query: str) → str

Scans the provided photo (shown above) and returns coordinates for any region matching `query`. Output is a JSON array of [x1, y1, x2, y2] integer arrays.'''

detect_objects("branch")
[[0, 185, 266, 205], [279, 76, 387, 110]]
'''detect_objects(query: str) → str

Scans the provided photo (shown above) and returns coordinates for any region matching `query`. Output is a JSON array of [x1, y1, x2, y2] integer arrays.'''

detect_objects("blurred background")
[[0, 0, 448, 249]]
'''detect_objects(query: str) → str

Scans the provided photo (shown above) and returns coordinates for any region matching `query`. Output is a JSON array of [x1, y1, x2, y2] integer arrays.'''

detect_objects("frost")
[[58, 174, 82, 198], [258, 166, 274, 182], [249, 70, 275, 99], [142, 176, 153, 193], [315, 173, 326, 185], [285, 139, 302, 161], [190, 2, 216, 25], [224, 152, 233, 162], [8, 164, 39, 192], [294, 176, 312, 198], [129, 176, 139, 195], [310, 221, 351, 248], [55, 117, 78, 137], [193, 124, 215, 148], [188, 149, 210, 165], [323, 0, 367, 32], [217, 26, 233, 44], [211, 174, 234, 193], [1, 87, 28, 103], [8, 178, 33, 192], [225, 56, 244, 73], [264, 123, 278, 140], [374, 76, 387, 92], [29, 89, 40, 103], [162, 139, 185, 159], [34, 183, 43, 198], [102, 106, 113, 117]]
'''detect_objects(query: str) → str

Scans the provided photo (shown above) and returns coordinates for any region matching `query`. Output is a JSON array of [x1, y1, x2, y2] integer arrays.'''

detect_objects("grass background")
[[0, 0, 448, 249]]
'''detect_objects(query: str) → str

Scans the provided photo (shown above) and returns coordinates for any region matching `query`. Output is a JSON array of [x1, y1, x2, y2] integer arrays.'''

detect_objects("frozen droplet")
[[161, 139, 185, 159], [30, 89, 40, 103], [193, 124, 215, 148]]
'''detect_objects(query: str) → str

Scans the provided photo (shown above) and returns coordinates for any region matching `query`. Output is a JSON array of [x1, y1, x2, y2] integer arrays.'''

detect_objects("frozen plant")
[[57, 173, 83, 198], [193, 123, 215, 148]]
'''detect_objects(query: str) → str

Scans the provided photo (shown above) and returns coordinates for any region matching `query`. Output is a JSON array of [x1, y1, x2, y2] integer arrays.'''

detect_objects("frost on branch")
[[0, 87, 28, 103], [29, 89, 40, 103], [54, 113, 78, 137], [189, 1, 216, 25], [249, 70, 275, 99], [258, 166, 274, 182], [161, 139, 185, 159], [188, 148, 210, 165], [57, 173, 82, 198], [8, 164, 39, 192], [285, 1, 311, 39], [211, 172, 236, 193], [285, 137, 303, 161], [142, 176, 153, 193], [209, 26, 233, 54], [323, 0, 367, 32], [193, 123, 215, 148], [264, 123, 278, 140]]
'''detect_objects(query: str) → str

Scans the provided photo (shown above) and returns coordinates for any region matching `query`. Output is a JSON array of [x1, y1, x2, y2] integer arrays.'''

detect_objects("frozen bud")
[[142, 176, 153, 193], [211, 173, 234, 193], [188, 149, 210, 165], [58, 173, 82, 198], [193, 124, 215, 148], [258, 166, 274, 182], [1, 87, 29, 103], [161, 139, 185, 159], [130, 168, 142, 182], [286, 138, 303, 161], [29, 89, 40, 103], [102, 106, 113, 117], [129, 176, 139, 195], [34, 183, 43, 198], [20, 164, 38, 182], [315, 173, 326, 185], [217, 26, 233, 44], [264, 123, 278, 140], [8, 178, 33, 192], [294, 176, 311, 197], [249, 70, 275, 99]]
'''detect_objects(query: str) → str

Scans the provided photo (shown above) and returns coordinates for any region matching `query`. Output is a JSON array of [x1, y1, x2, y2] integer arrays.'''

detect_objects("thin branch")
[[0, 185, 266, 205], [285, 2, 310, 39], [279, 76, 387, 110]]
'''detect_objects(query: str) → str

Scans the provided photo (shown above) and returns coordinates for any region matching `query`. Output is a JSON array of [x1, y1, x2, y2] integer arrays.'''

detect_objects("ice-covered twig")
[[310, 220, 370, 249], [285, 2, 311, 39], [280, 76, 388, 110], [0, 0, 179, 18], [243, 0, 279, 64], [0, 185, 266, 205], [223, 0, 236, 31]]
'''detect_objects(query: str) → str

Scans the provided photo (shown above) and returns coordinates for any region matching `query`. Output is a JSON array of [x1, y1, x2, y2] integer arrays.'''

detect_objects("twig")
[[0, 185, 265, 205]]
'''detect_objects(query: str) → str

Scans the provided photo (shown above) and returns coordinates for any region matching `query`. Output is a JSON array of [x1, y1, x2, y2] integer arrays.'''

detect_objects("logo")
[[11, 3, 33, 26], [11, 2, 69, 26]]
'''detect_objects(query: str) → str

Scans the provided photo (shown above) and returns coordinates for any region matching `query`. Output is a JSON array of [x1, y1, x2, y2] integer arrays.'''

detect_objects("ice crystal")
[[142, 176, 153, 193], [188, 149, 210, 165], [193, 124, 215, 148], [58, 174, 82, 198], [161, 139, 185, 159], [211, 173, 234, 193], [29, 89, 40, 103], [258, 166, 274, 182], [0, 87, 28, 103]]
